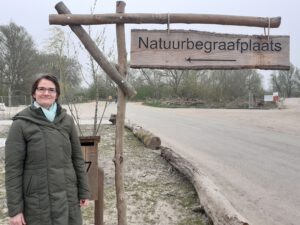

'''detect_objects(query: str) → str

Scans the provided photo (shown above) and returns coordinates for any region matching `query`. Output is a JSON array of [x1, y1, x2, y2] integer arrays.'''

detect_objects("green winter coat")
[[5, 104, 90, 225]]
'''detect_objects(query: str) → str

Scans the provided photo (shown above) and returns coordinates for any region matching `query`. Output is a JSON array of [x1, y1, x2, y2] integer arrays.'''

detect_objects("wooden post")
[[80, 136, 103, 225], [95, 167, 104, 225], [114, 2, 128, 225], [80, 136, 100, 200]]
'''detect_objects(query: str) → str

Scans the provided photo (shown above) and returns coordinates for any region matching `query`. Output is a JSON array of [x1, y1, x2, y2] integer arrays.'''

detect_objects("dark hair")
[[31, 74, 60, 101]]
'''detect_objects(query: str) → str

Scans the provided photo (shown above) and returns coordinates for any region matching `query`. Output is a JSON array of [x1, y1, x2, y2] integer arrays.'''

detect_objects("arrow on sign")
[[186, 57, 237, 62]]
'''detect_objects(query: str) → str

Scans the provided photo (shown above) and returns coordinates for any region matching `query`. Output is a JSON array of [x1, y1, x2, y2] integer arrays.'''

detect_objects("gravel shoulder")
[[82, 124, 211, 225]]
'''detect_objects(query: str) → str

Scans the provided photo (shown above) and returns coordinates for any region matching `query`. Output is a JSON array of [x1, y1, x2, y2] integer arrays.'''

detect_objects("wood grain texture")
[[130, 30, 290, 70]]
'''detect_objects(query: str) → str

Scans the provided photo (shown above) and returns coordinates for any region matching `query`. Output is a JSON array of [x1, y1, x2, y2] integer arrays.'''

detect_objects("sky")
[[0, 0, 299, 89]]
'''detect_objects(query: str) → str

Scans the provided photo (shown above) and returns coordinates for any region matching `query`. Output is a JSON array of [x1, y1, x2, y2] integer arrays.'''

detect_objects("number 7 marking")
[[85, 161, 92, 172]]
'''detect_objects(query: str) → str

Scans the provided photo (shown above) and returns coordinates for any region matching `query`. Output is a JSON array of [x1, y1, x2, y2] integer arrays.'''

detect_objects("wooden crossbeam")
[[49, 13, 281, 28]]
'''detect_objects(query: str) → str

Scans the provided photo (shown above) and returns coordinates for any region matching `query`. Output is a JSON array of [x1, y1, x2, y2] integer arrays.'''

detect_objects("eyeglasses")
[[36, 87, 56, 94]]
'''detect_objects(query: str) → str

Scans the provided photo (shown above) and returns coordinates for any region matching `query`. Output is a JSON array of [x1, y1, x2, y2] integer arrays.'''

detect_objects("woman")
[[5, 75, 90, 225]]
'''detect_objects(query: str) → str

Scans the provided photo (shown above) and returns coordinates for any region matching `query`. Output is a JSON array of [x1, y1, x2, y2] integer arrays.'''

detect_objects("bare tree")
[[200, 70, 263, 103], [140, 69, 166, 99], [45, 27, 82, 99], [271, 64, 299, 97], [181, 70, 207, 98], [165, 70, 185, 97], [0, 22, 36, 106], [293, 66, 300, 96], [45, 0, 114, 136]]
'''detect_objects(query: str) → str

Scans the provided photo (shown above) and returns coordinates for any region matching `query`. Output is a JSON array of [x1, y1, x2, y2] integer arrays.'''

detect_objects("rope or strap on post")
[[264, 17, 271, 40]]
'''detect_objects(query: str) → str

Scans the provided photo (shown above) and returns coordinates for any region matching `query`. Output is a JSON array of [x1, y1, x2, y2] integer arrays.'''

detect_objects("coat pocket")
[[24, 194, 40, 217], [24, 175, 33, 195], [24, 175, 38, 196], [25, 176, 32, 195]]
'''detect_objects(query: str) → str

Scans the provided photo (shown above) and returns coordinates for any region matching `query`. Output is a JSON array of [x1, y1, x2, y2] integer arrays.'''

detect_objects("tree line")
[[0, 22, 82, 106], [1, 22, 300, 107]]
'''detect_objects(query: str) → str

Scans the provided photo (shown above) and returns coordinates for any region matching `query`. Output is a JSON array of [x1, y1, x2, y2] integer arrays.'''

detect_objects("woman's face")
[[33, 79, 57, 108]]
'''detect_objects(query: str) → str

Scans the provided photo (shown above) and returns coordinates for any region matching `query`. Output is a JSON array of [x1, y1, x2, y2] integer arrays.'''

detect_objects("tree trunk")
[[125, 122, 161, 150], [8, 85, 12, 107]]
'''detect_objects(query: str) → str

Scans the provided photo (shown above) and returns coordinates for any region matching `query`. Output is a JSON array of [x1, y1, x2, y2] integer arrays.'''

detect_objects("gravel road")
[[123, 98, 300, 225]]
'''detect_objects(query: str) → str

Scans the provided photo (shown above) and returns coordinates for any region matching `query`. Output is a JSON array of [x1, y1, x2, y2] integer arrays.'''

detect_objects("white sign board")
[[264, 95, 273, 102], [131, 30, 290, 70]]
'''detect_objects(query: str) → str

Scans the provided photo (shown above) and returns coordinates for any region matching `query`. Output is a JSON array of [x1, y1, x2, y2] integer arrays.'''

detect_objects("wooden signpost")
[[49, 2, 290, 225], [131, 30, 290, 70]]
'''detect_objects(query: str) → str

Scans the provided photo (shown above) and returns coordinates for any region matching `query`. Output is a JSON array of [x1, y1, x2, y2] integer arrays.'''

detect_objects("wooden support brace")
[[53, 1, 136, 98]]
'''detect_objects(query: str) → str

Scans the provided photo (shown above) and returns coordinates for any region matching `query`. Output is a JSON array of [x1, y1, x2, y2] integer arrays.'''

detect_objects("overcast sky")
[[1, 0, 299, 88]]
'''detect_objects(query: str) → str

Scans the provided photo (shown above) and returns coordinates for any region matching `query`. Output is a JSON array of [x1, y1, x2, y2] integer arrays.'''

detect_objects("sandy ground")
[[0, 125, 210, 225], [1, 98, 299, 225], [0, 103, 211, 225]]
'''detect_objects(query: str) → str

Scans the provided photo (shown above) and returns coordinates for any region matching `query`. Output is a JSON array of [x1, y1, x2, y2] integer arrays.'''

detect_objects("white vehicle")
[[0, 103, 6, 111]]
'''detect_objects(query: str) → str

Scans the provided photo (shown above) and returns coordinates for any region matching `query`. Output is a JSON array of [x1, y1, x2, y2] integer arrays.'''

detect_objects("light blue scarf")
[[34, 101, 57, 122]]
